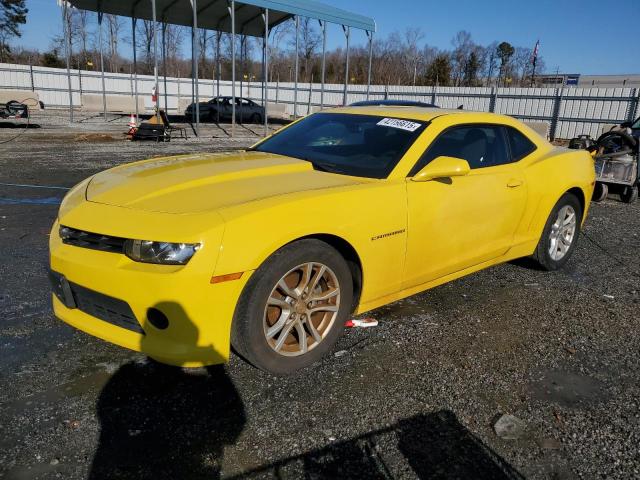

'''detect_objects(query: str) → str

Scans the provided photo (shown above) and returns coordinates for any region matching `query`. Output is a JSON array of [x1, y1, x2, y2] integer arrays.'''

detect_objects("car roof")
[[350, 100, 438, 108], [325, 105, 477, 122]]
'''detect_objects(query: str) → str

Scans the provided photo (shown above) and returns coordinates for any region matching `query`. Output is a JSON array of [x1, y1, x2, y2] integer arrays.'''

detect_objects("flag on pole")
[[531, 40, 540, 64]]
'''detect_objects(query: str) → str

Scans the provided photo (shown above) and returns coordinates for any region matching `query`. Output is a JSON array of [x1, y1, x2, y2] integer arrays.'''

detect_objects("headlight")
[[124, 239, 200, 265]]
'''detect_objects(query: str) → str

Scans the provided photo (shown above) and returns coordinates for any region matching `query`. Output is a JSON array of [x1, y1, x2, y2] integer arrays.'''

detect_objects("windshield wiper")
[[309, 161, 342, 174]]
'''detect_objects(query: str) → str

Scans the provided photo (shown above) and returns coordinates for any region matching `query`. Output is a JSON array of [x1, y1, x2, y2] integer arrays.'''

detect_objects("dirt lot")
[[0, 113, 639, 479]]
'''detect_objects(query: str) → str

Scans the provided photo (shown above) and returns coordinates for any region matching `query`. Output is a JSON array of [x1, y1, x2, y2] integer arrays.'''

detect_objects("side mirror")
[[411, 156, 471, 182]]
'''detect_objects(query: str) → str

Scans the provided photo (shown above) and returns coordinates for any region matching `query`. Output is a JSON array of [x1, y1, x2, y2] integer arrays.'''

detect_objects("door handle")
[[507, 179, 523, 188]]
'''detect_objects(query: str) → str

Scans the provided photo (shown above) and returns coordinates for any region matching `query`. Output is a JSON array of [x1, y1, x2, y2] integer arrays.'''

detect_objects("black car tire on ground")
[[231, 239, 353, 374], [532, 193, 583, 271], [592, 182, 608, 202], [250, 113, 262, 124], [620, 185, 638, 204]]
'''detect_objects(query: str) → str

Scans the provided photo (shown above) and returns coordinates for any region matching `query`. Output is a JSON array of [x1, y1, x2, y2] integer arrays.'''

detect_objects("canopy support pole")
[[191, 0, 199, 136], [366, 30, 373, 100], [319, 19, 326, 109], [262, 8, 269, 137], [151, 0, 159, 113], [215, 30, 221, 124], [132, 17, 139, 119], [239, 35, 243, 124], [229, 0, 236, 137], [342, 25, 350, 106], [62, 2, 73, 123], [97, 9, 107, 121], [293, 15, 299, 119], [162, 21, 168, 113]]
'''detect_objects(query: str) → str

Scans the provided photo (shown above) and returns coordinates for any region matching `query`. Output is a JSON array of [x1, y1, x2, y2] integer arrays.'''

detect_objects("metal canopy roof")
[[67, 0, 376, 37]]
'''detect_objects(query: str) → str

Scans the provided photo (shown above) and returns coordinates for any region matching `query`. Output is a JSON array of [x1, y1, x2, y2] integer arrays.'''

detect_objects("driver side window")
[[411, 124, 510, 175]]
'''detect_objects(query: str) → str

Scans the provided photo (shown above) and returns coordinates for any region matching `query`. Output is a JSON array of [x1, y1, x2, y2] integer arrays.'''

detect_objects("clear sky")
[[15, 0, 640, 75]]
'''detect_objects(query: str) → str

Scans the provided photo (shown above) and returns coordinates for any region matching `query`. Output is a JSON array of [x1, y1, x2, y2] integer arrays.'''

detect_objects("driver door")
[[403, 124, 527, 289]]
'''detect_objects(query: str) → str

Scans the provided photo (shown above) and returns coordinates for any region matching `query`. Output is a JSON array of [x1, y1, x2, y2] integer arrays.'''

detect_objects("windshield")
[[253, 113, 428, 178]]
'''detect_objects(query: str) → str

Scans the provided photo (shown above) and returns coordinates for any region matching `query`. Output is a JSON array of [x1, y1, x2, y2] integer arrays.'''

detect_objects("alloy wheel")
[[263, 262, 340, 356], [548, 205, 577, 261]]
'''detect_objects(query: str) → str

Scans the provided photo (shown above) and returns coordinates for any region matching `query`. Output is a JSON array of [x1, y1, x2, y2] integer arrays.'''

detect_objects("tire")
[[592, 182, 608, 202], [620, 185, 638, 204], [533, 193, 583, 271], [231, 239, 353, 374], [250, 113, 262, 124]]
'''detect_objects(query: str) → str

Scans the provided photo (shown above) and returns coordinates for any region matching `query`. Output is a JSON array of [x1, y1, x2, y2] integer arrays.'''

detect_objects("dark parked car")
[[185, 96, 265, 123]]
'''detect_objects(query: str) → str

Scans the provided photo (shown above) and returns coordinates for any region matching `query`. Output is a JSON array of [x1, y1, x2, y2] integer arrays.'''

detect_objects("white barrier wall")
[[1, 62, 638, 139]]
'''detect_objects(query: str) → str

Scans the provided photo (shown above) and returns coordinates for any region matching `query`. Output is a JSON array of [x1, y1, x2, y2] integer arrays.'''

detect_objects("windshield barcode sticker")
[[377, 118, 422, 132]]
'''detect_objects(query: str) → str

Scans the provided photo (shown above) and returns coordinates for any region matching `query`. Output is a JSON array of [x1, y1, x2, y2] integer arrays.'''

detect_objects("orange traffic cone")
[[127, 114, 138, 137]]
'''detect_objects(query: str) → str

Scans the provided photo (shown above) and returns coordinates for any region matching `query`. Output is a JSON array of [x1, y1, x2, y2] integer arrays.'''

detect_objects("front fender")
[[214, 181, 408, 305]]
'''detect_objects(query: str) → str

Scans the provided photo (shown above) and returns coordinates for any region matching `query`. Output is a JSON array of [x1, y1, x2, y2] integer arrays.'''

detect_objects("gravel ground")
[[0, 113, 639, 480]]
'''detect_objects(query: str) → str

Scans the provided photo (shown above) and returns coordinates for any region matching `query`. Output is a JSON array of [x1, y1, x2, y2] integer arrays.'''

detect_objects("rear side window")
[[410, 124, 510, 174], [506, 127, 536, 161]]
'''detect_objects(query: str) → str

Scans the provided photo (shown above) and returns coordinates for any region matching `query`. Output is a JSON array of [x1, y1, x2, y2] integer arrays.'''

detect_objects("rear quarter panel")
[[517, 147, 595, 251]]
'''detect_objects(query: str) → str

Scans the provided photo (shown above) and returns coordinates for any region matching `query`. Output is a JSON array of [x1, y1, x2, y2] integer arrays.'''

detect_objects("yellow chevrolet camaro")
[[49, 107, 595, 373]]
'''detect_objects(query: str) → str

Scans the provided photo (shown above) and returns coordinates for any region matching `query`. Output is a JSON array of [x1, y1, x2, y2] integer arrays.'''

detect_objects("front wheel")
[[231, 239, 353, 374], [532, 193, 582, 271]]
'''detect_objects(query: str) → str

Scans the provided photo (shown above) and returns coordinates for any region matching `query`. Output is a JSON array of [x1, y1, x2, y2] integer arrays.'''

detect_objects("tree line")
[[4, 5, 546, 88]]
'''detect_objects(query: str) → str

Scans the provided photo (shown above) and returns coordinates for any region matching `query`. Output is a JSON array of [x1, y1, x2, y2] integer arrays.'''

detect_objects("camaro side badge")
[[371, 229, 406, 241]]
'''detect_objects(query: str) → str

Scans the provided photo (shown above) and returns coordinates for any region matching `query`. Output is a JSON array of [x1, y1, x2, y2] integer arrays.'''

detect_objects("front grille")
[[71, 282, 144, 334], [60, 225, 126, 254], [50, 271, 144, 334]]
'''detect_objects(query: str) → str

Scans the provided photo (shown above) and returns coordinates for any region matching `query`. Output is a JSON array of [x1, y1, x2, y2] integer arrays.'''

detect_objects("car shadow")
[[89, 304, 246, 480], [0, 121, 41, 128], [90, 305, 521, 479], [228, 410, 524, 479]]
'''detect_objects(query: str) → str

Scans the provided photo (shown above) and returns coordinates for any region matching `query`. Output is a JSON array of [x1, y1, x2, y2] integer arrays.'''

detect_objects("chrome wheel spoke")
[[277, 279, 296, 298], [294, 322, 308, 353], [311, 287, 339, 301], [308, 265, 327, 294], [266, 313, 288, 339], [274, 323, 295, 351], [267, 296, 290, 309], [305, 318, 323, 343], [309, 304, 338, 315], [296, 262, 314, 294], [563, 212, 575, 227]]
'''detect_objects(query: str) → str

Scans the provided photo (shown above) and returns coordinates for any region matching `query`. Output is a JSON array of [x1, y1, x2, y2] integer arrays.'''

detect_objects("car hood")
[[85, 151, 366, 214]]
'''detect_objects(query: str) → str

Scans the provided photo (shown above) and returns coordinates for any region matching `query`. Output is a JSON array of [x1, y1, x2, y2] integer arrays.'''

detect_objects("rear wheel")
[[231, 239, 353, 374], [592, 182, 608, 202], [533, 193, 582, 271], [620, 185, 638, 204], [250, 113, 262, 124]]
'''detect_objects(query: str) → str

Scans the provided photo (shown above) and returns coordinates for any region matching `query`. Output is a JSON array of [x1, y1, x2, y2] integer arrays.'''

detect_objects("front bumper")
[[49, 219, 252, 367]]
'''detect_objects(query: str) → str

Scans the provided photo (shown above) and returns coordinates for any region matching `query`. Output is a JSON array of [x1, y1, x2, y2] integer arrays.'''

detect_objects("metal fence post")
[[549, 87, 563, 141], [626, 87, 639, 123], [29, 63, 35, 91], [489, 86, 497, 113], [431, 85, 436, 106]]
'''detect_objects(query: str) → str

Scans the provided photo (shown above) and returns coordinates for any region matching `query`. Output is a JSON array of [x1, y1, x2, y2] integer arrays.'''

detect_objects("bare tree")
[[296, 17, 320, 82], [450, 30, 473, 86], [72, 10, 92, 69], [105, 14, 123, 72]]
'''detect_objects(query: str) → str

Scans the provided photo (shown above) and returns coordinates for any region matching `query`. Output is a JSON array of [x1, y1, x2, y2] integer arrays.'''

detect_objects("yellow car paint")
[[49, 107, 595, 367]]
